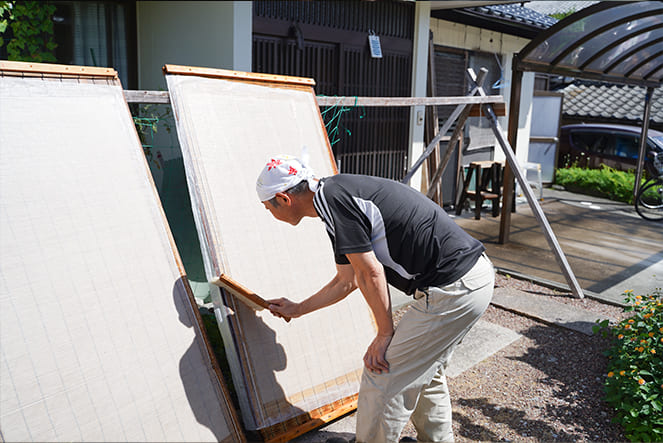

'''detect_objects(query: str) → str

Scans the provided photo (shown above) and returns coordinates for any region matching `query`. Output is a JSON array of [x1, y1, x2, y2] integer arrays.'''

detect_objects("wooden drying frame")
[[0, 60, 246, 442], [164, 65, 359, 441]]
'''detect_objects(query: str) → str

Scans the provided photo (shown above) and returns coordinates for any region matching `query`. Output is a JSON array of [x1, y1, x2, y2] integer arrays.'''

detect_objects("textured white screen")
[[0, 75, 238, 442], [166, 74, 376, 429]]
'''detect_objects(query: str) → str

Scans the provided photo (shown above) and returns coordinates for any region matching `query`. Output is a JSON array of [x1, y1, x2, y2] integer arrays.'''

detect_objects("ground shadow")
[[453, 321, 625, 442], [447, 313, 627, 442], [507, 324, 624, 441]]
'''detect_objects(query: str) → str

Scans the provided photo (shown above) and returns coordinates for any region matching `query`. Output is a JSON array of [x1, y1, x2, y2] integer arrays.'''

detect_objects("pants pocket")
[[459, 255, 494, 290]]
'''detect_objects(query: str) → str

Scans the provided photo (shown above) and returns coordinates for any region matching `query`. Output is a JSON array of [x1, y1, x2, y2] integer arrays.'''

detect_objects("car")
[[558, 123, 663, 176]]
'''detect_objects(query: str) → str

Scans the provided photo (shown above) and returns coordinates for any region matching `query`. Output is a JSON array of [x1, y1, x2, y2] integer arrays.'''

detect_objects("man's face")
[[262, 197, 301, 225]]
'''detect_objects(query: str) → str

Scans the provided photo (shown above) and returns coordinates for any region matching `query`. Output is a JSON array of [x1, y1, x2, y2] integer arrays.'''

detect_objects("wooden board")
[[163, 65, 376, 437], [0, 61, 244, 442]]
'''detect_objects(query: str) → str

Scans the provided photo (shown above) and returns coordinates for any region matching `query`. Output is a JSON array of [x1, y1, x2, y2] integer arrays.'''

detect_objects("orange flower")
[[608, 372, 614, 377], [636, 295, 642, 299], [620, 371, 626, 376], [638, 379, 646, 385], [618, 334, 624, 339], [628, 319, 635, 323], [625, 324, 631, 329], [641, 339, 647, 344], [652, 349, 657, 354], [649, 332, 654, 337], [638, 347, 645, 352]]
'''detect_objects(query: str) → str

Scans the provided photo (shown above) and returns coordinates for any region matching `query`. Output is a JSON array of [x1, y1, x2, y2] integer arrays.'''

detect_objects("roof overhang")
[[515, 1, 663, 88]]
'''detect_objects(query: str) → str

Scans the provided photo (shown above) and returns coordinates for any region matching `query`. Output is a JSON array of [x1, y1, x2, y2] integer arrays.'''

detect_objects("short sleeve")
[[320, 182, 373, 259]]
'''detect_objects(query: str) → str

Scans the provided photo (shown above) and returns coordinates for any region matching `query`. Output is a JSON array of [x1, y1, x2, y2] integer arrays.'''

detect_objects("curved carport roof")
[[500, 1, 663, 243], [515, 1, 663, 87]]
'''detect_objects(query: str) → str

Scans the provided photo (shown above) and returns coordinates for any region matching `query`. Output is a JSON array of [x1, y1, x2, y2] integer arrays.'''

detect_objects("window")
[[52, 1, 137, 88]]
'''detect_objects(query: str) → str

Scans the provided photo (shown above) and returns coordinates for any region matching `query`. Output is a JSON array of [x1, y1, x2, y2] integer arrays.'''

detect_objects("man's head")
[[256, 155, 318, 225]]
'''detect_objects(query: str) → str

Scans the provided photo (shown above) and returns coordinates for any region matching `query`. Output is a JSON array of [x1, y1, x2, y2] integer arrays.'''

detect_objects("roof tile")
[[561, 83, 663, 124]]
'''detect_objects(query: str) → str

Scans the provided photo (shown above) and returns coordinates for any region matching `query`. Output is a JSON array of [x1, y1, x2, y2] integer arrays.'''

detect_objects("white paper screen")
[[165, 73, 376, 430], [0, 74, 240, 442]]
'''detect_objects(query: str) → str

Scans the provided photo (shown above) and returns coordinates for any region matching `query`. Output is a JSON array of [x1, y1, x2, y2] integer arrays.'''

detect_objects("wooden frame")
[[0, 60, 117, 78], [163, 66, 377, 440], [0, 61, 244, 442]]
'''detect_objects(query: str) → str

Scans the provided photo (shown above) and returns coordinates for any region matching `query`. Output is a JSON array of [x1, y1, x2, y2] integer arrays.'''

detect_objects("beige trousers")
[[355, 254, 495, 443]]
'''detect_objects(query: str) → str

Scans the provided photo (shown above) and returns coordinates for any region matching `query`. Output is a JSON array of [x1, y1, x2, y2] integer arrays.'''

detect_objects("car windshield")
[[650, 135, 663, 151]]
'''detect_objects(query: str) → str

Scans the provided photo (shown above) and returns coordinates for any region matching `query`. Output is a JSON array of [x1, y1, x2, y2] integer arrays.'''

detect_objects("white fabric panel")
[[0, 75, 238, 442], [165, 74, 376, 430]]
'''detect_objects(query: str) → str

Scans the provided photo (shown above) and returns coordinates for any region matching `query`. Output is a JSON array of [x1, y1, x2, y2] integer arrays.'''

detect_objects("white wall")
[[430, 18, 535, 164], [136, 1, 252, 91]]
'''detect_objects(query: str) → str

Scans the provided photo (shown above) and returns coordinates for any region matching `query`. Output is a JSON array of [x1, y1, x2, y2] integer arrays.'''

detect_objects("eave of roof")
[[431, 3, 557, 39]]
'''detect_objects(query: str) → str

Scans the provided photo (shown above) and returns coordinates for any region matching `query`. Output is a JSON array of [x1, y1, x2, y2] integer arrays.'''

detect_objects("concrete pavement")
[[453, 187, 663, 305]]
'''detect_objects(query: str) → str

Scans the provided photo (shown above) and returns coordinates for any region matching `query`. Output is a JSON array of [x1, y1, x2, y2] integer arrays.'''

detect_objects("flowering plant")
[[594, 289, 663, 441]]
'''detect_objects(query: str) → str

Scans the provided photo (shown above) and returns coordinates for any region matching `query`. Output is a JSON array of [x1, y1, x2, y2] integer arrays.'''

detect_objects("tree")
[[0, 1, 57, 62]]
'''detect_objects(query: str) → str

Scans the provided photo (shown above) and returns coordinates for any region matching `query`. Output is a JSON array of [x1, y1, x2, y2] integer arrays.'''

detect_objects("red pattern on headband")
[[267, 158, 282, 171], [288, 166, 298, 175]]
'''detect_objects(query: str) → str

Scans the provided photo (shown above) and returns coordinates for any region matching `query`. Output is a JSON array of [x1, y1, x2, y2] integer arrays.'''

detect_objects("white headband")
[[256, 154, 317, 202]]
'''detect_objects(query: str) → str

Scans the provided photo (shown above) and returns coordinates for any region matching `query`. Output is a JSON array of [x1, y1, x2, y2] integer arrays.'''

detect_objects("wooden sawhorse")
[[456, 160, 503, 220]]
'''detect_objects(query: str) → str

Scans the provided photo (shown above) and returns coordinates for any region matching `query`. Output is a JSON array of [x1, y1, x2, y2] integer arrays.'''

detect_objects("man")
[[257, 154, 494, 443]]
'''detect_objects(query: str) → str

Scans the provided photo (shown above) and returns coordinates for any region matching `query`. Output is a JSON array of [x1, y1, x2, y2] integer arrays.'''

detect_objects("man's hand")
[[363, 333, 393, 374], [267, 298, 302, 319]]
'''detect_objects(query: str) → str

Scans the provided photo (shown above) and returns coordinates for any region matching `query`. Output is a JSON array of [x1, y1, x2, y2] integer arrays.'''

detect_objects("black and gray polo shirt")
[[312, 174, 485, 295]]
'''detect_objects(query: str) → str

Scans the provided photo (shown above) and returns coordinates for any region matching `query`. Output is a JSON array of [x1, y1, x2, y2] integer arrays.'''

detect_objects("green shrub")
[[594, 289, 663, 441], [555, 164, 643, 204]]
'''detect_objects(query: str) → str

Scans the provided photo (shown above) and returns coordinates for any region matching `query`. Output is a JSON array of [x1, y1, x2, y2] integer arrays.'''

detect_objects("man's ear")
[[274, 192, 292, 206]]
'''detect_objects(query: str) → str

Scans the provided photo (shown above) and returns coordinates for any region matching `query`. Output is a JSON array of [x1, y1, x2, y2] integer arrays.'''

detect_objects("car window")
[[570, 129, 642, 159], [570, 130, 613, 155], [614, 134, 639, 159]]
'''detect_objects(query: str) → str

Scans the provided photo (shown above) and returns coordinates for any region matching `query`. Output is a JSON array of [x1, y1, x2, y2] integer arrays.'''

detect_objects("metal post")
[[634, 87, 654, 197], [499, 61, 522, 244], [468, 68, 584, 299]]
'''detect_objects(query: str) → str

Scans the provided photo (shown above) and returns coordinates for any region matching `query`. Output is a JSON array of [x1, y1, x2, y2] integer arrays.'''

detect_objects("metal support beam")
[[402, 69, 489, 185], [499, 64, 523, 244], [468, 68, 584, 299], [634, 87, 654, 197], [426, 73, 489, 199]]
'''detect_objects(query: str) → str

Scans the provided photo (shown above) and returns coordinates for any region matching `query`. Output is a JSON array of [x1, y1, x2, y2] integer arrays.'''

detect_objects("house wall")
[[133, 1, 252, 304], [136, 1, 252, 91], [430, 18, 535, 165]]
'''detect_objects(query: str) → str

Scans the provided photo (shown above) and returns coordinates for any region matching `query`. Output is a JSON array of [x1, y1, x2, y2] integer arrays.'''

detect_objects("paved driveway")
[[452, 188, 663, 304]]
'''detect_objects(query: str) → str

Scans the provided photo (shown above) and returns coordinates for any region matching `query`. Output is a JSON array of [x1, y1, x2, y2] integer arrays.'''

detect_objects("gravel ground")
[[395, 273, 630, 443]]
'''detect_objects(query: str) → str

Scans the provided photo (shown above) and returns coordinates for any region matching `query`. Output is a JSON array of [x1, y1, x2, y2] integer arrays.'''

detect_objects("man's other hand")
[[363, 333, 392, 374]]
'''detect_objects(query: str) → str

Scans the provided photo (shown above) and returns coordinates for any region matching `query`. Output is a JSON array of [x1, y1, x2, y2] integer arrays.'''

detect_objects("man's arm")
[[267, 263, 357, 318], [347, 251, 394, 374]]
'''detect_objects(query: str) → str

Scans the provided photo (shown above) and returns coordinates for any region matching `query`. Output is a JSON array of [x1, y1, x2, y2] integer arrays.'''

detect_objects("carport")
[[501, 0, 663, 243]]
